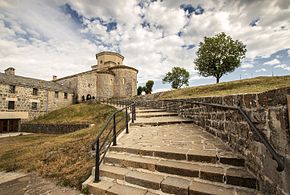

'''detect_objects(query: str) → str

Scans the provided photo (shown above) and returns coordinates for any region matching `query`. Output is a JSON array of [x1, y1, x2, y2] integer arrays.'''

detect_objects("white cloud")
[[241, 63, 254, 69], [274, 64, 290, 71], [153, 88, 171, 93], [256, 68, 267, 72], [0, 0, 290, 90], [264, 59, 280, 65]]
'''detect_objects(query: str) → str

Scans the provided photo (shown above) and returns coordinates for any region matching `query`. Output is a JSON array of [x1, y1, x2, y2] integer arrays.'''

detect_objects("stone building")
[[55, 51, 138, 101], [0, 51, 138, 132], [0, 68, 74, 133]]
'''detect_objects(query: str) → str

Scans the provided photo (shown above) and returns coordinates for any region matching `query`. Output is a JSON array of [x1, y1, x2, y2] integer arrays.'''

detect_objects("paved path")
[[0, 132, 33, 139], [85, 107, 257, 194], [0, 172, 80, 195], [119, 123, 233, 155]]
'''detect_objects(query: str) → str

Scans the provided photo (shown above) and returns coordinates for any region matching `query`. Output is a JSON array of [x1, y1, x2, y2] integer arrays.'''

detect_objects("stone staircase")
[[83, 107, 260, 195]]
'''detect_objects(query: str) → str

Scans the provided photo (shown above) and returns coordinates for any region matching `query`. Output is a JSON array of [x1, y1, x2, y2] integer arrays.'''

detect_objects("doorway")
[[0, 119, 20, 133]]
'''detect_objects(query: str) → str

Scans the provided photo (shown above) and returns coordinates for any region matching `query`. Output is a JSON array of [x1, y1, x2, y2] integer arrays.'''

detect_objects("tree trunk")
[[216, 77, 220, 83]]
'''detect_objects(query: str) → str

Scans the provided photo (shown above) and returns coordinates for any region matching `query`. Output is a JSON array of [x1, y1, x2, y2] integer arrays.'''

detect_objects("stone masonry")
[[0, 68, 73, 127], [55, 51, 138, 102], [0, 51, 138, 132], [133, 87, 290, 194]]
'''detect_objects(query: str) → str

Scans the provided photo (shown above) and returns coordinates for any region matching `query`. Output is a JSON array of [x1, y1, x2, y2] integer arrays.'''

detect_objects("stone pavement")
[[0, 172, 80, 195], [84, 107, 260, 194], [0, 132, 33, 139], [119, 123, 233, 154]]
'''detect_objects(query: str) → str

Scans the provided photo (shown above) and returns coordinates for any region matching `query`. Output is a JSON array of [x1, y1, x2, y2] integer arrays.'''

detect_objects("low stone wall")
[[133, 87, 290, 195], [21, 123, 90, 134]]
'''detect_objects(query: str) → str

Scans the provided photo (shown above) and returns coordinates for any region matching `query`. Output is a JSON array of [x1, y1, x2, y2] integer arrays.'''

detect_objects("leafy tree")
[[145, 80, 154, 94], [194, 32, 246, 83], [137, 80, 154, 95], [162, 67, 189, 89], [137, 86, 143, 95]]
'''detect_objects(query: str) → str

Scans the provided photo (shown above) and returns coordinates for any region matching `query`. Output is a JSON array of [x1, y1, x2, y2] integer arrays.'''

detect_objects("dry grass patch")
[[152, 75, 290, 99], [0, 102, 126, 188]]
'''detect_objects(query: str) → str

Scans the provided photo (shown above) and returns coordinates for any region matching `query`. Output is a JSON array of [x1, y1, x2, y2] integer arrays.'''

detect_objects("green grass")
[[156, 75, 290, 99], [0, 102, 126, 189], [30, 102, 115, 124]]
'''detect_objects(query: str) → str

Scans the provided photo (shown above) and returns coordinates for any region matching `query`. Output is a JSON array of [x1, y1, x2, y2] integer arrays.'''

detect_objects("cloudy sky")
[[0, 0, 290, 92]]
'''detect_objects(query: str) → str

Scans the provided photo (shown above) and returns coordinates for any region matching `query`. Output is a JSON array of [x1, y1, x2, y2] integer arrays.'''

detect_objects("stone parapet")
[[21, 123, 90, 134], [132, 87, 290, 195]]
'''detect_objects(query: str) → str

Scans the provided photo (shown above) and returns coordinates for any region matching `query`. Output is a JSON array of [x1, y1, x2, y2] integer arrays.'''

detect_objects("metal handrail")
[[161, 99, 285, 172], [91, 99, 136, 182]]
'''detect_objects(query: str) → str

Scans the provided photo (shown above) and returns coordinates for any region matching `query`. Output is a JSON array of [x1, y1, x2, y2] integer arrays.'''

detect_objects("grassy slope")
[[30, 103, 114, 124], [158, 75, 290, 99], [0, 103, 125, 189]]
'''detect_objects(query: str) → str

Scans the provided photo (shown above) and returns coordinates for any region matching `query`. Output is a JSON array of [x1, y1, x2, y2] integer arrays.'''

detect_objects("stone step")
[[87, 179, 152, 195], [131, 116, 193, 126], [136, 109, 167, 113], [104, 153, 258, 189], [137, 112, 179, 118], [99, 165, 257, 195], [110, 146, 245, 167]]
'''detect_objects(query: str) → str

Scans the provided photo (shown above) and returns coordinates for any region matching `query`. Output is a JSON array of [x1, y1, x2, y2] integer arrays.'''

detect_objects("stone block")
[[100, 165, 130, 180], [161, 176, 191, 195], [226, 168, 257, 189], [258, 88, 288, 107], [243, 94, 258, 108], [106, 183, 147, 195], [268, 108, 288, 152], [156, 160, 199, 177], [200, 166, 225, 183], [88, 180, 114, 195], [187, 150, 218, 163], [125, 171, 164, 190], [189, 180, 235, 195]]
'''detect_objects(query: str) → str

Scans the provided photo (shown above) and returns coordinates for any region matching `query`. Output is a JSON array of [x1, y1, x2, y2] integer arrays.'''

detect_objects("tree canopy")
[[145, 80, 154, 94], [137, 80, 154, 95], [194, 32, 246, 83], [162, 67, 189, 89]]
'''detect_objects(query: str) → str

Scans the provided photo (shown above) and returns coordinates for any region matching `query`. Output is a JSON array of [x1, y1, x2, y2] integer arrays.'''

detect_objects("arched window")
[[122, 78, 125, 85]]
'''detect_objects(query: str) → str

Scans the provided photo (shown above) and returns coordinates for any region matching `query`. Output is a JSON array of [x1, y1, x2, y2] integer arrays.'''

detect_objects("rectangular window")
[[9, 85, 16, 93], [32, 88, 38, 96], [64, 92, 68, 99], [8, 101, 15, 110], [32, 102, 37, 110], [55, 91, 59, 98]]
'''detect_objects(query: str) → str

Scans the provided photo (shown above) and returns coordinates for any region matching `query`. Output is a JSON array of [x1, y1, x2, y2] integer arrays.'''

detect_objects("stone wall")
[[77, 72, 98, 100], [133, 88, 290, 194], [0, 83, 73, 120], [96, 73, 114, 98], [111, 67, 137, 97], [95, 52, 124, 69], [55, 76, 78, 94], [21, 123, 90, 134]]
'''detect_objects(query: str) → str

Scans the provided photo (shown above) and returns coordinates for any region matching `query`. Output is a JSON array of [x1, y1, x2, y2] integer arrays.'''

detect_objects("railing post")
[[113, 114, 117, 146], [94, 139, 100, 182], [126, 108, 129, 133], [131, 105, 134, 123], [134, 104, 136, 120]]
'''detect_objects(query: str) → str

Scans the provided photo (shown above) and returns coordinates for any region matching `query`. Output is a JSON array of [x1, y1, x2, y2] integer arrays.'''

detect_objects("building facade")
[[0, 51, 138, 132], [55, 51, 138, 101], [0, 68, 74, 132]]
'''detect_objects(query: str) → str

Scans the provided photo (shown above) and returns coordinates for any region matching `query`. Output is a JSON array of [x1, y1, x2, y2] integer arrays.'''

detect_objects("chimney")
[[52, 75, 57, 81], [4, 67, 15, 76]]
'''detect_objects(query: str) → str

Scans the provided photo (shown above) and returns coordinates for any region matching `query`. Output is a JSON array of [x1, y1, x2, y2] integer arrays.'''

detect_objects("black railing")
[[158, 99, 285, 172], [91, 100, 136, 182]]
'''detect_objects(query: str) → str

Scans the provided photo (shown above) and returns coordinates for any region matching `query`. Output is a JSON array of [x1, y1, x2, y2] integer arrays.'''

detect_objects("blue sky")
[[0, 0, 290, 93]]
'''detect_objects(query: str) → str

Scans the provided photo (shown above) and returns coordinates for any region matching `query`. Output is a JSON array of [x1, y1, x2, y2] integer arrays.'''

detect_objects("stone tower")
[[55, 51, 138, 101]]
